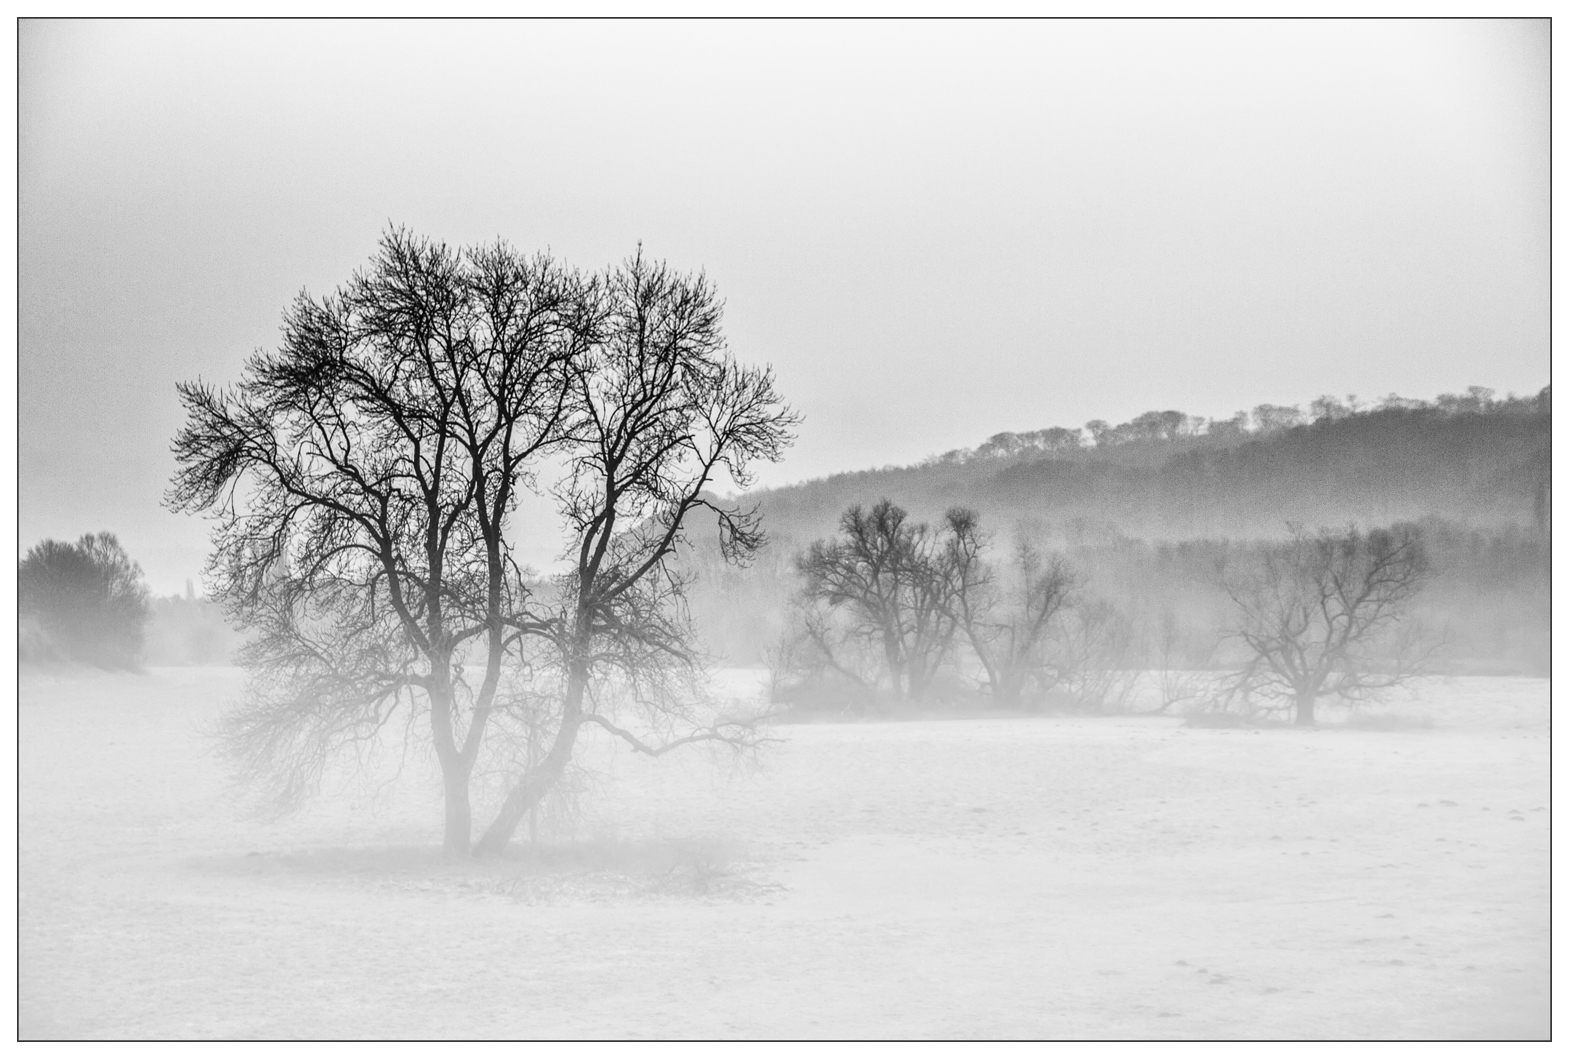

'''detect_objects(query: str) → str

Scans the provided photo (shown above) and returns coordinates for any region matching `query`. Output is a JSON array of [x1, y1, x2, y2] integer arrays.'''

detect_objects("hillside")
[[683, 387, 1550, 671], [749, 387, 1549, 550]]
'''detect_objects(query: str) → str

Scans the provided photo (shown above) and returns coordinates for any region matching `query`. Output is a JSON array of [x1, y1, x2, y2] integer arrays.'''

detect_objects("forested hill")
[[746, 387, 1550, 550]]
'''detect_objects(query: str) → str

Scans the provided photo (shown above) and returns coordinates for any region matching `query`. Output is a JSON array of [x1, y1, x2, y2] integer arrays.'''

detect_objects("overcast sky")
[[19, 18, 1549, 594]]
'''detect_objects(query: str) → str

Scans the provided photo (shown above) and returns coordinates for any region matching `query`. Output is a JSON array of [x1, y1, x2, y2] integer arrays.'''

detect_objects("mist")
[[17, 18, 1549, 1043]]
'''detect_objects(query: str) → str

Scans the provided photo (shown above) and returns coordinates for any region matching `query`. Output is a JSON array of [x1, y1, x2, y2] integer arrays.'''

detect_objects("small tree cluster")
[[786, 501, 967, 705], [18, 532, 151, 670], [777, 500, 1141, 712], [777, 503, 1436, 725]]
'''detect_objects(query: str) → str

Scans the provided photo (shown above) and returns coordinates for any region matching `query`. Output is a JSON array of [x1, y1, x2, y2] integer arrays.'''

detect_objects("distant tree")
[[1215, 525, 1431, 726], [19, 532, 151, 669], [1378, 392, 1425, 412], [975, 431, 1024, 460], [1251, 403, 1304, 433], [794, 500, 967, 705], [1035, 426, 1084, 451], [947, 530, 1075, 707], [1125, 409, 1191, 443], [1125, 411, 1164, 442], [973, 426, 1086, 461], [1434, 386, 1497, 416], [1205, 410, 1250, 440], [171, 230, 793, 858], [1309, 395, 1351, 423]]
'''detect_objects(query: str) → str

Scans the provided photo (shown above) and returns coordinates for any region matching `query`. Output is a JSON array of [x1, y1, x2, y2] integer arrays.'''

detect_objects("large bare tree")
[[169, 230, 585, 856], [170, 232, 794, 858], [1216, 524, 1431, 726], [474, 250, 795, 855]]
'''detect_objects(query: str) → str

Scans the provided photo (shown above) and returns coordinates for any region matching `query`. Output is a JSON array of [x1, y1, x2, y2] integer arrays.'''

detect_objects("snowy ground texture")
[[19, 668, 1548, 1040]]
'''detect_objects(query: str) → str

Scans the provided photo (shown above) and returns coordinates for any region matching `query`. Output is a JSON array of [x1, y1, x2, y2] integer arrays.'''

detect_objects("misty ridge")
[[681, 386, 1550, 686]]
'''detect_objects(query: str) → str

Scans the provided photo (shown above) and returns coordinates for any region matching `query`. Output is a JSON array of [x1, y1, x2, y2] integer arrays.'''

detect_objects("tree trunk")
[[881, 626, 907, 705], [473, 668, 588, 858], [428, 678, 475, 860], [1294, 690, 1317, 727], [473, 723, 579, 857], [442, 766, 472, 859]]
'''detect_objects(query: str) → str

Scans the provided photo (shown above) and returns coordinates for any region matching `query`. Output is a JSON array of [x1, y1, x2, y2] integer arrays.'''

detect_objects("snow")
[[19, 667, 1548, 1039]]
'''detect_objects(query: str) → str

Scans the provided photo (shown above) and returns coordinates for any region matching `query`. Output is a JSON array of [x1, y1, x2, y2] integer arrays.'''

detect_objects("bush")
[[18, 532, 150, 669]]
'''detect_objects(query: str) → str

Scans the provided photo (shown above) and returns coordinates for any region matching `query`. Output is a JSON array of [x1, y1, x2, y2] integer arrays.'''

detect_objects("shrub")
[[18, 532, 150, 669]]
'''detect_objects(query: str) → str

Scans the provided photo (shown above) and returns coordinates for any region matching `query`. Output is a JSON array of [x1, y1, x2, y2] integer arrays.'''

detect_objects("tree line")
[[753, 384, 1549, 544], [773, 500, 1432, 727], [934, 385, 1546, 467]]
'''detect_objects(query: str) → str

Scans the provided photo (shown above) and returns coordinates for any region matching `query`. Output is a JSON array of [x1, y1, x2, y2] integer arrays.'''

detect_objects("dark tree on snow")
[[473, 250, 796, 855], [948, 532, 1075, 707], [794, 500, 970, 705], [1215, 524, 1431, 726], [169, 229, 794, 858]]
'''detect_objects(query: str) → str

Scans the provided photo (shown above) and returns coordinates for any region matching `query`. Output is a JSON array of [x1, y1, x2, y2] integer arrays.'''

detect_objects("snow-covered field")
[[19, 667, 1548, 1040]]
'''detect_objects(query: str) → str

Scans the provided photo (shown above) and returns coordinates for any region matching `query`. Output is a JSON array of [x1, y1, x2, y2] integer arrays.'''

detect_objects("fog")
[[17, 18, 1550, 1042]]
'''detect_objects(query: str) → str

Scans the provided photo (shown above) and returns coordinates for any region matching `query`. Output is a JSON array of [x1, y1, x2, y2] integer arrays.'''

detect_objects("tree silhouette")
[[18, 532, 150, 669], [171, 230, 794, 857], [1216, 525, 1431, 725], [794, 501, 972, 705]]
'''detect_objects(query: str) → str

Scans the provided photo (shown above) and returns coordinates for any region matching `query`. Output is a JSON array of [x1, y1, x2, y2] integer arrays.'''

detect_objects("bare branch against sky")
[[18, 18, 1548, 593]]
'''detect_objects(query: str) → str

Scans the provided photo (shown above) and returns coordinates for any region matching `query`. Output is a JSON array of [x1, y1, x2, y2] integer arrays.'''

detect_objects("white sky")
[[17, 18, 1549, 595]]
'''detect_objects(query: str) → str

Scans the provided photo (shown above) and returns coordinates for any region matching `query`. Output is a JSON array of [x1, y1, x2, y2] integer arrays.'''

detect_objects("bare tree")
[[792, 500, 965, 706], [472, 249, 796, 856], [169, 229, 587, 856], [172, 237, 793, 859], [170, 231, 798, 863], [770, 594, 882, 710], [948, 529, 1075, 707], [1215, 524, 1431, 726]]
